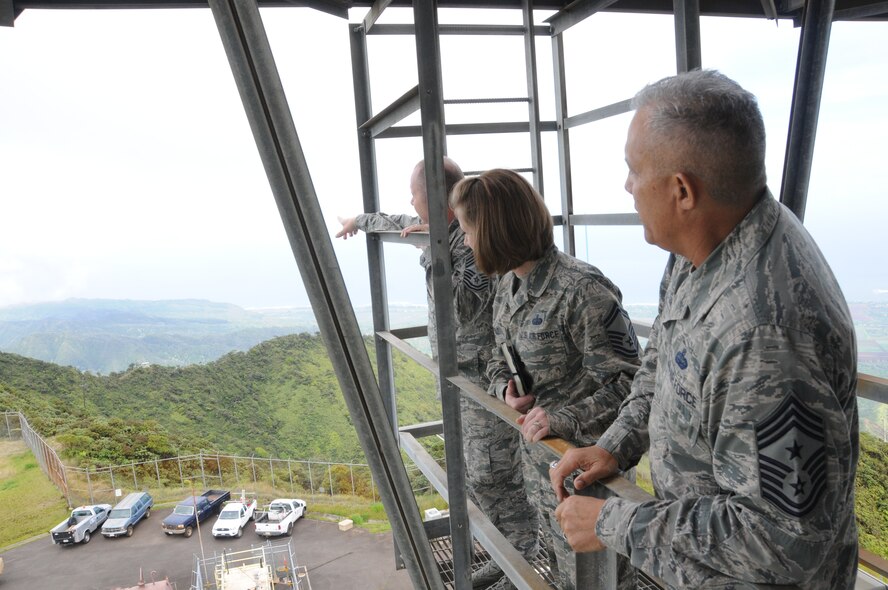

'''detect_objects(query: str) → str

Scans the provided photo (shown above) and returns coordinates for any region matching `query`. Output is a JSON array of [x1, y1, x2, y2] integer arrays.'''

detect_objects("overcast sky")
[[1, 7, 886, 312]]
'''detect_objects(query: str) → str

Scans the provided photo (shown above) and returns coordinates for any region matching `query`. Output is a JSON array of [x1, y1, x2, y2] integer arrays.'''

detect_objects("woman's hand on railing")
[[516, 407, 550, 442], [504, 379, 535, 414], [549, 446, 619, 502]]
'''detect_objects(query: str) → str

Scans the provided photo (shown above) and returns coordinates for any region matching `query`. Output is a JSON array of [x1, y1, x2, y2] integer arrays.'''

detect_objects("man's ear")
[[674, 172, 699, 211]]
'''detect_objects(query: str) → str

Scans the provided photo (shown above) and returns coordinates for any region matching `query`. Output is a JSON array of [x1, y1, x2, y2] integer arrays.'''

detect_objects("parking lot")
[[0, 517, 413, 590]]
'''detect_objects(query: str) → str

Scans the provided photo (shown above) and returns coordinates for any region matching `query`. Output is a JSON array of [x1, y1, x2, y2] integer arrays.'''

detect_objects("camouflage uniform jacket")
[[487, 246, 640, 446], [355, 213, 495, 383], [594, 194, 859, 589]]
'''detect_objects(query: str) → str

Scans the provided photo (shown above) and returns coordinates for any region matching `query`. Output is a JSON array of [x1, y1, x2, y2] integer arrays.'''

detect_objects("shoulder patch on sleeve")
[[603, 302, 639, 359], [462, 252, 490, 294], [756, 394, 827, 518]]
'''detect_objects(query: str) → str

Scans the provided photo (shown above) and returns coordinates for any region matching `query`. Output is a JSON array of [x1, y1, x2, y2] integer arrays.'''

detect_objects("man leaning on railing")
[[550, 70, 860, 590]]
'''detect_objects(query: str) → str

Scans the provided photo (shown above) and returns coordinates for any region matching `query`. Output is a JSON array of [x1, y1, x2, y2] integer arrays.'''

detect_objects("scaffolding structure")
[[5, 1, 888, 589]]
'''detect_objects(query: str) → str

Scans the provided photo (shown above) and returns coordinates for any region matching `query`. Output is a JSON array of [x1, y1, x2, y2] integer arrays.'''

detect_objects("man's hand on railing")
[[400, 223, 428, 237], [516, 406, 550, 442], [554, 495, 608, 552], [549, 446, 619, 502]]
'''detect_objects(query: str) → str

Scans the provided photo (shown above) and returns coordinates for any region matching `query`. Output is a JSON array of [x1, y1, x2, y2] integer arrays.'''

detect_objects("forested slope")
[[0, 333, 439, 464]]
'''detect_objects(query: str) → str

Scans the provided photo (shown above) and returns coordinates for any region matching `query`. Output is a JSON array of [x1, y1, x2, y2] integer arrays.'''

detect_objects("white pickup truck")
[[253, 499, 306, 537], [50, 504, 112, 545], [212, 494, 258, 538]]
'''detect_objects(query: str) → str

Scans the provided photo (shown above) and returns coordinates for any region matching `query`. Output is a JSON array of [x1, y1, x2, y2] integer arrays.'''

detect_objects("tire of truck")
[[144, 509, 150, 519], [236, 526, 243, 538], [184, 526, 193, 538], [126, 525, 134, 538], [83, 530, 91, 544], [286, 522, 293, 537]]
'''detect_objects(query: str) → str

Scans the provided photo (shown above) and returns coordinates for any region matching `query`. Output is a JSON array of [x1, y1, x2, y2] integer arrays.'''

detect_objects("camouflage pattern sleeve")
[[596, 324, 857, 588], [354, 212, 421, 233], [546, 281, 640, 446], [486, 276, 515, 401], [596, 255, 674, 469], [592, 319, 657, 470]]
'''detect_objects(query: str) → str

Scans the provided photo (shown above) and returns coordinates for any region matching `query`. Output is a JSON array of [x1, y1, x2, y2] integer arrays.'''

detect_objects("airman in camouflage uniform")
[[487, 244, 640, 590], [337, 159, 539, 586], [551, 70, 859, 590]]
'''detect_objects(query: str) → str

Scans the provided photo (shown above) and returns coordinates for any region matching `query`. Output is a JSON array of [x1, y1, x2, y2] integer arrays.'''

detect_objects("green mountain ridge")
[[0, 332, 441, 465]]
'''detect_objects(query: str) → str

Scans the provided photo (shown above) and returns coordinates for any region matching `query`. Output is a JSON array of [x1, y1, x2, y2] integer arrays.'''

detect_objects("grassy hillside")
[[0, 333, 439, 465], [0, 440, 70, 548]]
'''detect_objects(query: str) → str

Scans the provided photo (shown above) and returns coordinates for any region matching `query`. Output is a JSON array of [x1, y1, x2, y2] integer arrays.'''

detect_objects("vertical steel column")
[[523, 0, 544, 193], [780, 0, 835, 222], [207, 2, 443, 588], [673, 0, 702, 73], [350, 23, 398, 431], [552, 32, 575, 255], [413, 2, 472, 589]]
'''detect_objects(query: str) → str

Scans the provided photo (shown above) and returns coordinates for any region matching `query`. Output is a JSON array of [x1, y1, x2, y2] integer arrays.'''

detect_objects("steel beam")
[[413, 1, 472, 588], [372, 228, 430, 247], [780, 0, 835, 221], [368, 23, 551, 35], [857, 373, 888, 405], [362, 0, 393, 32], [552, 33, 575, 255], [350, 23, 399, 437], [361, 84, 421, 137], [375, 120, 558, 139], [0, 0, 13, 26], [401, 431, 551, 590], [546, 0, 620, 36], [563, 98, 632, 129], [208, 2, 441, 588], [673, 0, 702, 73], [523, 0, 544, 193], [569, 212, 641, 225], [834, 1, 888, 20]]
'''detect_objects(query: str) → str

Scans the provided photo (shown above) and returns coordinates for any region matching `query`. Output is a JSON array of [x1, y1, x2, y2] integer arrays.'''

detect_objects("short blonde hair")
[[450, 169, 553, 275]]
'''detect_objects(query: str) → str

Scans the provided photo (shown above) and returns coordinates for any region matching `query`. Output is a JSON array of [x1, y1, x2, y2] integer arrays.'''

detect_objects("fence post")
[[233, 457, 239, 484], [269, 457, 275, 490], [216, 454, 222, 485], [178, 456, 184, 487], [327, 463, 333, 498], [155, 460, 162, 487], [86, 468, 94, 504], [199, 451, 207, 489], [131, 462, 137, 489], [61, 461, 71, 509], [349, 465, 355, 496], [288, 459, 293, 494], [4, 412, 9, 437], [251, 456, 256, 483], [110, 466, 116, 493], [307, 461, 314, 495]]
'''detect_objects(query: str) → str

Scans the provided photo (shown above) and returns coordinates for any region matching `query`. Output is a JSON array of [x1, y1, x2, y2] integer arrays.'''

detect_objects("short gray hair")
[[631, 70, 767, 205]]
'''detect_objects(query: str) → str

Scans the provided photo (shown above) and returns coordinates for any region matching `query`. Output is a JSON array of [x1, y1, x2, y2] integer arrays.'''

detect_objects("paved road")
[[0, 517, 414, 590]]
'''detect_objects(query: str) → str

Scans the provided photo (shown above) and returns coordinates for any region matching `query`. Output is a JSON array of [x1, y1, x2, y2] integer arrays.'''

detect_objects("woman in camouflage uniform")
[[451, 169, 640, 590]]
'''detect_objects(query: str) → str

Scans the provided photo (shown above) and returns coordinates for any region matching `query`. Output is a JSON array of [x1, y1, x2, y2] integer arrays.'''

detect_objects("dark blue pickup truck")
[[161, 489, 230, 538]]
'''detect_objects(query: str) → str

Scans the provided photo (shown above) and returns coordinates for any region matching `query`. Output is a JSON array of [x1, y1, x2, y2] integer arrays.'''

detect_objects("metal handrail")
[[379, 326, 888, 583]]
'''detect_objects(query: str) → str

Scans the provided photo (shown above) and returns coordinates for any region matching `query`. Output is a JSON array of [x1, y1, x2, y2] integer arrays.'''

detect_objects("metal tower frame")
[[5, 1, 888, 588]]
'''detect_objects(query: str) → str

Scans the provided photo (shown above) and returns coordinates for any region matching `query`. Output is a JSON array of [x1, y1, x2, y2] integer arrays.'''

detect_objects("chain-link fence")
[[1, 410, 438, 508]]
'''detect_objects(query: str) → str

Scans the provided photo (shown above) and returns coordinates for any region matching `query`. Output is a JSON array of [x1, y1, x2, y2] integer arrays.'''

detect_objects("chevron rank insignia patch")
[[756, 394, 827, 518], [603, 302, 639, 359]]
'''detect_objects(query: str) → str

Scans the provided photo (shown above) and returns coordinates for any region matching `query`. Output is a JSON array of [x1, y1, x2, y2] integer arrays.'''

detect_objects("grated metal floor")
[[426, 530, 663, 589]]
